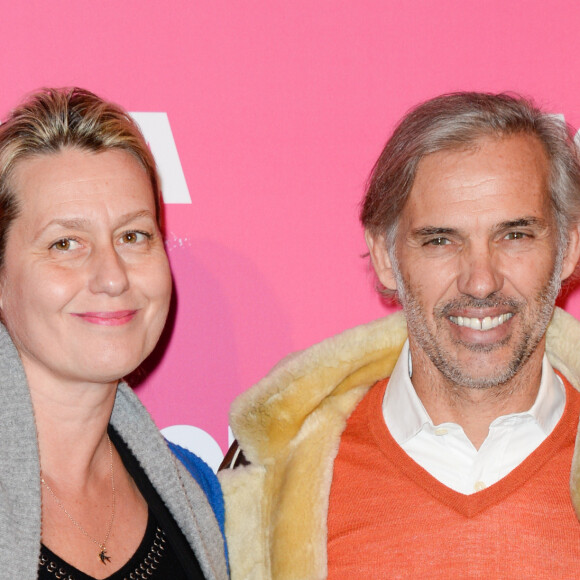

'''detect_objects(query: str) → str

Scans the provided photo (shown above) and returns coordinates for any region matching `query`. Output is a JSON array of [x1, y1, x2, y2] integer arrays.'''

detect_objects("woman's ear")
[[364, 230, 398, 292]]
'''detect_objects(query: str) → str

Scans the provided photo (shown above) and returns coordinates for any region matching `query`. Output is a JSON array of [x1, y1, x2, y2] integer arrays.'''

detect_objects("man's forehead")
[[417, 131, 547, 170], [399, 133, 553, 231], [412, 134, 549, 196]]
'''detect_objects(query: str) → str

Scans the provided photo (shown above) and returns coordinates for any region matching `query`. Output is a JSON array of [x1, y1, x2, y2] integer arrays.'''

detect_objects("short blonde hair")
[[0, 87, 162, 267]]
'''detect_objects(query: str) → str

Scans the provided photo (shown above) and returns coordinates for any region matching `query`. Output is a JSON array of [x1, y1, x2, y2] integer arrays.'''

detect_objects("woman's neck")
[[27, 370, 118, 484]]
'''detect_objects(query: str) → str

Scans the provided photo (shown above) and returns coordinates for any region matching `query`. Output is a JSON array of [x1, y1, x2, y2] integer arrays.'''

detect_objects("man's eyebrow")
[[410, 218, 549, 239], [495, 217, 547, 230], [410, 227, 458, 238]]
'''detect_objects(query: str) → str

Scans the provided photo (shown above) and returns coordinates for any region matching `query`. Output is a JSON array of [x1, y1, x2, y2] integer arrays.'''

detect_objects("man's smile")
[[449, 312, 514, 331]]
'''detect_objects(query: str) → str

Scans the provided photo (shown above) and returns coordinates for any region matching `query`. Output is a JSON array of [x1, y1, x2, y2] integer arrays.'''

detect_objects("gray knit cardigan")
[[0, 324, 228, 579]]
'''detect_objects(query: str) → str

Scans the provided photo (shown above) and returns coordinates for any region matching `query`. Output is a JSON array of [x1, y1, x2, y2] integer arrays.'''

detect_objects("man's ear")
[[365, 230, 398, 292], [561, 223, 580, 281]]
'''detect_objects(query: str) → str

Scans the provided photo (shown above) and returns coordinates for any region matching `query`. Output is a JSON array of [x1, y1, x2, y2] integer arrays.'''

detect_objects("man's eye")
[[426, 237, 450, 246], [505, 232, 527, 240], [50, 238, 80, 251]]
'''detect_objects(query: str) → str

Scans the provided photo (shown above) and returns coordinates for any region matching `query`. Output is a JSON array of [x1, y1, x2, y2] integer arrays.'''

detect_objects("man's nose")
[[456, 243, 503, 299]]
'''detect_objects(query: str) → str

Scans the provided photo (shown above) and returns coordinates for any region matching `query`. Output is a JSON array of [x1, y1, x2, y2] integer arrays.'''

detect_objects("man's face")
[[368, 134, 580, 389]]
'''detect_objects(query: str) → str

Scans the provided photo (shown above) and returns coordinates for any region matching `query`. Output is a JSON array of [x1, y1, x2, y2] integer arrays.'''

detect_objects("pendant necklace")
[[41, 434, 116, 565]]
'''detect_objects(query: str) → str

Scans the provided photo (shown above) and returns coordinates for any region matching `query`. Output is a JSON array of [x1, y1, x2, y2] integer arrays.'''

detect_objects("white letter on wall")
[[130, 112, 192, 204]]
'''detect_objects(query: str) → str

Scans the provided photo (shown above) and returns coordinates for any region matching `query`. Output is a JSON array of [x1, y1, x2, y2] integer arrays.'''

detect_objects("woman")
[[0, 88, 228, 579]]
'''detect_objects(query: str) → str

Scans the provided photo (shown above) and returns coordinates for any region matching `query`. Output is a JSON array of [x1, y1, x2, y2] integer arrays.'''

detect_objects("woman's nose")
[[88, 244, 130, 296]]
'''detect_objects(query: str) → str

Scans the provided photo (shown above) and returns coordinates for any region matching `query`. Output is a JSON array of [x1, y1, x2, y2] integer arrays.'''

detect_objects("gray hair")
[[361, 92, 580, 258]]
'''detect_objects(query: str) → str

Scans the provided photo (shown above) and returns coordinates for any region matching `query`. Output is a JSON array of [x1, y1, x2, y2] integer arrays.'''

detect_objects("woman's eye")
[[50, 238, 79, 251], [120, 231, 150, 244]]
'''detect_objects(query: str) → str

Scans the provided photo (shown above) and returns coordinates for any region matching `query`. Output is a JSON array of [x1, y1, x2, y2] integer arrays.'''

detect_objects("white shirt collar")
[[383, 340, 565, 445]]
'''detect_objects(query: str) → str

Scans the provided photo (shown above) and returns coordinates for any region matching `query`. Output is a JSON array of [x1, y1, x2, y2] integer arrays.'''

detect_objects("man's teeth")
[[449, 313, 513, 331]]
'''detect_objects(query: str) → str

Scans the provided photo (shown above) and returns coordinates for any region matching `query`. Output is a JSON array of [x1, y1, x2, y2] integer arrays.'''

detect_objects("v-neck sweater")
[[327, 376, 580, 578]]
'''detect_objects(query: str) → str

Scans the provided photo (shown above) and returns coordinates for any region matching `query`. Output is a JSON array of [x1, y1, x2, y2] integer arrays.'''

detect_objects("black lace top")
[[37, 427, 206, 579], [39, 508, 188, 580]]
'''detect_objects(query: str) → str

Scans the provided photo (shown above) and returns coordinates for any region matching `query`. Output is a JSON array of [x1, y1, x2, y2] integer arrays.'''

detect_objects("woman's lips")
[[72, 310, 138, 326]]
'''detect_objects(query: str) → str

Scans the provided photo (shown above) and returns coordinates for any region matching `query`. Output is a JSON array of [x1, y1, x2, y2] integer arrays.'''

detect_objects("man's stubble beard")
[[392, 251, 563, 391]]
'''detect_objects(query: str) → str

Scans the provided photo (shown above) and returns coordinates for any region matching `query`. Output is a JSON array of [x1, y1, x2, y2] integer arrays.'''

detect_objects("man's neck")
[[409, 344, 545, 449]]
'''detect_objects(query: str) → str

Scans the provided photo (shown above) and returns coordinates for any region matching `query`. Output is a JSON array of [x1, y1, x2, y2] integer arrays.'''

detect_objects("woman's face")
[[0, 148, 172, 386]]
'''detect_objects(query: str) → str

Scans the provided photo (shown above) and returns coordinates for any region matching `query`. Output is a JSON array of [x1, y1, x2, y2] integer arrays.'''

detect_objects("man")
[[219, 93, 580, 579]]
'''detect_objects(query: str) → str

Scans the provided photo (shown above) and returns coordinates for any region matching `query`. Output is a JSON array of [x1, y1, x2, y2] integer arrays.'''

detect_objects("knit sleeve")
[[166, 440, 227, 545]]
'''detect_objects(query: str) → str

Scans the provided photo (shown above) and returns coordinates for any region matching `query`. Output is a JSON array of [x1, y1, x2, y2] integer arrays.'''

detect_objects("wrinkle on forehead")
[[402, 134, 552, 234], [9, 149, 157, 236]]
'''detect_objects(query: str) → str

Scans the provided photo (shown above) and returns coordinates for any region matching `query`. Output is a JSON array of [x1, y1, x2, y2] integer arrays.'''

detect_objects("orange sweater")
[[327, 377, 580, 578]]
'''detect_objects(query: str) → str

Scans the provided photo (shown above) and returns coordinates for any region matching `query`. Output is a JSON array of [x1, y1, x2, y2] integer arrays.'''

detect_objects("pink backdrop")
[[4, 1, 580, 468]]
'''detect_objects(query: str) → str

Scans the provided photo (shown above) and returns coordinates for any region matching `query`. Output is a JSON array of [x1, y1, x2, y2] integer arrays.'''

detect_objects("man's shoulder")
[[547, 307, 580, 390], [234, 310, 407, 407], [228, 312, 407, 464]]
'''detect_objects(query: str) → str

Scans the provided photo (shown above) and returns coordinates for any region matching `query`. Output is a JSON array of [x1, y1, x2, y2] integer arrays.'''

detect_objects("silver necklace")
[[41, 434, 116, 565]]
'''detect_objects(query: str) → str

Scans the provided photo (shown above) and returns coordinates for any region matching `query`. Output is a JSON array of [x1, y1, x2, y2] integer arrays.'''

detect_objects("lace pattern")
[[38, 526, 167, 580]]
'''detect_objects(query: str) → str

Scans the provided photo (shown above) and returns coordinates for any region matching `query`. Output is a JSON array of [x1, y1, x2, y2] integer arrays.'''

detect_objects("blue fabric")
[[167, 441, 228, 566]]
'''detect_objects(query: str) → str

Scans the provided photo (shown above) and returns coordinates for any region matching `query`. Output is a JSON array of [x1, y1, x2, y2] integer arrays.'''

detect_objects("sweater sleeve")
[[166, 440, 227, 545]]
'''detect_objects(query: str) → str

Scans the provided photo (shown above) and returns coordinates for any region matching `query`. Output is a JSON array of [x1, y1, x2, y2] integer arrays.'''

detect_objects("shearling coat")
[[219, 307, 580, 580]]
